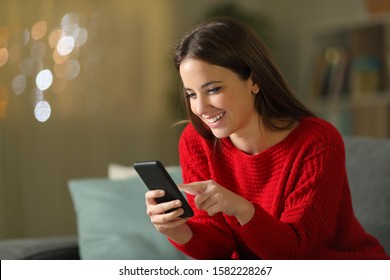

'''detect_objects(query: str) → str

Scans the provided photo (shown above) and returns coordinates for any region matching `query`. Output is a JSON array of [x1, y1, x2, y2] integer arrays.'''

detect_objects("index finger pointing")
[[179, 182, 207, 195]]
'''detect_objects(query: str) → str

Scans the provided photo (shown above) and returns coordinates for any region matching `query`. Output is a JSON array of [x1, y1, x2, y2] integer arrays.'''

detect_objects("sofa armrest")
[[0, 236, 80, 260]]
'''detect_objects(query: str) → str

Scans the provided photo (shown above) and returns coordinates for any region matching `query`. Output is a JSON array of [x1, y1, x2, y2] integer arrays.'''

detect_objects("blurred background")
[[0, 0, 389, 239]]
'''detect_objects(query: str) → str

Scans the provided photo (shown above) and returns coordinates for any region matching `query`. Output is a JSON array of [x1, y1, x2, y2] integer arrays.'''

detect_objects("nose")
[[192, 95, 210, 116]]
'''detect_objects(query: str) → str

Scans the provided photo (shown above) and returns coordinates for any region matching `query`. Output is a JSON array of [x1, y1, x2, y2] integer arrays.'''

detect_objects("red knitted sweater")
[[170, 117, 389, 259]]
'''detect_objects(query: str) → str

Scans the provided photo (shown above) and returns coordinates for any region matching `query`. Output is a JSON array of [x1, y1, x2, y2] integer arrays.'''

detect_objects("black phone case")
[[133, 160, 194, 218]]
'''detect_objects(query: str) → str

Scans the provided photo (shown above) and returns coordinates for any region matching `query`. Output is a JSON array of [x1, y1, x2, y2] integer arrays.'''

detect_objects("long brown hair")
[[174, 17, 314, 140]]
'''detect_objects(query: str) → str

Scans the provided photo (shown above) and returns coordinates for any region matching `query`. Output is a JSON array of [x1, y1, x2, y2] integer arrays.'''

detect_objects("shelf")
[[300, 13, 390, 138], [308, 90, 390, 111]]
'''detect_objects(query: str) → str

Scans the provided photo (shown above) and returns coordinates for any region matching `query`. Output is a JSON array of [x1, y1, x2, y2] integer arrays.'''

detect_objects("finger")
[[151, 207, 185, 224], [205, 203, 221, 217], [147, 199, 182, 216], [193, 191, 208, 208], [195, 193, 221, 215], [145, 190, 165, 205], [195, 194, 218, 212], [179, 182, 207, 195]]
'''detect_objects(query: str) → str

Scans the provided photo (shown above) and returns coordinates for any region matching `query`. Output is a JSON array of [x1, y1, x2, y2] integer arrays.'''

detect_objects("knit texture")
[[170, 117, 389, 259]]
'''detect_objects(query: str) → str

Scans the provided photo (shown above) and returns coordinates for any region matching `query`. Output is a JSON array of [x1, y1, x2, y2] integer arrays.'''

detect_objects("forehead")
[[179, 59, 237, 87]]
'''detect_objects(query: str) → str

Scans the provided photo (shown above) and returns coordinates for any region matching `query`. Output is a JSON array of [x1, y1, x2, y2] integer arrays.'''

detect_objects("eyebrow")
[[184, 81, 222, 91]]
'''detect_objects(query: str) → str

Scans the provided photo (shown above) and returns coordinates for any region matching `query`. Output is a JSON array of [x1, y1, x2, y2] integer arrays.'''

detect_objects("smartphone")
[[133, 160, 194, 218]]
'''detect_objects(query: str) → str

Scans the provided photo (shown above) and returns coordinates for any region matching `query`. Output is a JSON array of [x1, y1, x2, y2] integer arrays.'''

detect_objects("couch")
[[1, 136, 389, 259]]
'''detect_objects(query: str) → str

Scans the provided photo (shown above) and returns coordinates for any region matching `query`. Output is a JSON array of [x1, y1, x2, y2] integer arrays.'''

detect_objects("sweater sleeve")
[[169, 125, 237, 259], [235, 138, 347, 259]]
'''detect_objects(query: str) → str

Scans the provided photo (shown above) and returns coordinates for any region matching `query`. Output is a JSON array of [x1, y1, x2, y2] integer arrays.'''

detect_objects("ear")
[[251, 83, 260, 95], [249, 73, 260, 94]]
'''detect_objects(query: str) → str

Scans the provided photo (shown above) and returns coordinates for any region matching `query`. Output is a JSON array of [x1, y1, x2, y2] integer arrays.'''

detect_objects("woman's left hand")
[[180, 180, 255, 225]]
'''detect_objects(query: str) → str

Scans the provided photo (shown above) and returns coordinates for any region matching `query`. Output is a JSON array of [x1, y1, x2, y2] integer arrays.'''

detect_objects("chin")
[[210, 128, 230, 139]]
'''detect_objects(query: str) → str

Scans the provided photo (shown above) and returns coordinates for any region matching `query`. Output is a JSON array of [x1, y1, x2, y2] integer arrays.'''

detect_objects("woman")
[[145, 17, 389, 259]]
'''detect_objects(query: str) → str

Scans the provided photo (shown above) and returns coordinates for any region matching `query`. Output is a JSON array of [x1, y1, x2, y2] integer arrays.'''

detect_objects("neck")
[[229, 118, 268, 155], [229, 119, 299, 155]]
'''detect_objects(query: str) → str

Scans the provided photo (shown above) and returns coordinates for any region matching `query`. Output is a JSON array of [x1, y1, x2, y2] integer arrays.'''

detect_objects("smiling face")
[[179, 58, 260, 140]]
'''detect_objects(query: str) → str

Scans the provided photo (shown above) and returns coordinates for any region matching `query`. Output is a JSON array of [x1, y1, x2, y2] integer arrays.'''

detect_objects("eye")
[[185, 91, 197, 99], [207, 87, 221, 95]]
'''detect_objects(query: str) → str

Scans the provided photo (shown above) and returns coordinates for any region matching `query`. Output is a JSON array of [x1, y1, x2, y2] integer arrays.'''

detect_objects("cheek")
[[231, 97, 257, 121], [188, 100, 196, 113]]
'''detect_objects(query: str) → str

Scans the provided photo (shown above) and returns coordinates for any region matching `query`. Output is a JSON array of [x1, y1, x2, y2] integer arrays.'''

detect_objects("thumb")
[[179, 182, 207, 196]]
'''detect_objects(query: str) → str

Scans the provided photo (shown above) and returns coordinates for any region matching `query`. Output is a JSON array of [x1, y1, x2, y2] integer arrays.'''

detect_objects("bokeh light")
[[34, 100, 51, 122], [66, 59, 80, 80], [0, 47, 8, 67], [0, 27, 9, 67], [56, 36, 75, 56], [75, 28, 88, 47], [12, 74, 27, 95], [23, 29, 30, 45], [31, 21, 48, 40], [35, 69, 53, 91], [48, 28, 62, 49], [54, 59, 80, 80], [61, 13, 79, 32], [0, 85, 9, 118], [52, 49, 69, 64], [33, 87, 44, 105], [2, 12, 88, 122]]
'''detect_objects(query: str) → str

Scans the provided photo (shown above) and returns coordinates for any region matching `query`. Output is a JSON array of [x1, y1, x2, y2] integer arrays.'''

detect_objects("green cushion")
[[68, 167, 188, 260]]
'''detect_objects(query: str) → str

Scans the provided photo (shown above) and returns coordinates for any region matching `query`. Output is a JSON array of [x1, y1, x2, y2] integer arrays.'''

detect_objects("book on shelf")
[[306, 47, 352, 101], [350, 56, 381, 101], [306, 22, 390, 102], [349, 24, 384, 100], [327, 48, 353, 98], [303, 14, 390, 138]]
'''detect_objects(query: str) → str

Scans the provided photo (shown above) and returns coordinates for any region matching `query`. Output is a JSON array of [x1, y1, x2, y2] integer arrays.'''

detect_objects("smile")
[[203, 112, 225, 124]]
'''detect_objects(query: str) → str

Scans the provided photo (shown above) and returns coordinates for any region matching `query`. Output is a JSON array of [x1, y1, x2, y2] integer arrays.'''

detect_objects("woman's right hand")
[[145, 189, 193, 244]]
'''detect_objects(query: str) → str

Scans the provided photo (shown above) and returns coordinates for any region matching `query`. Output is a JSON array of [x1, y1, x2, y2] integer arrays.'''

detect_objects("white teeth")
[[205, 112, 225, 124]]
